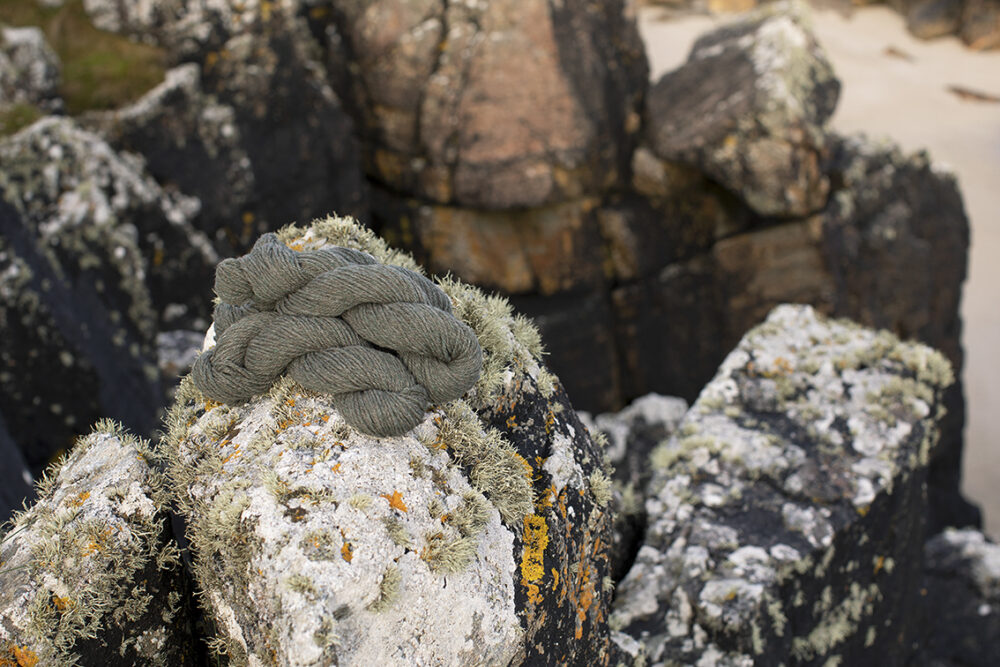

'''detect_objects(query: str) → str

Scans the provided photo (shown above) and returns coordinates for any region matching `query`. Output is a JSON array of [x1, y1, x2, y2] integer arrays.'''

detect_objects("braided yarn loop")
[[192, 233, 483, 437]]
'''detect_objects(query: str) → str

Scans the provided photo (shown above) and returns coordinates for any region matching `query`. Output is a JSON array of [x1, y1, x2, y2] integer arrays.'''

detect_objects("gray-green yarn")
[[192, 233, 483, 437]]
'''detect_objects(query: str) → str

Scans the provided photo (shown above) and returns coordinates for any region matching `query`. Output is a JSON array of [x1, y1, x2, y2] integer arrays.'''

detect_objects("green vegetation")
[[0, 102, 42, 136], [0, 0, 165, 115]]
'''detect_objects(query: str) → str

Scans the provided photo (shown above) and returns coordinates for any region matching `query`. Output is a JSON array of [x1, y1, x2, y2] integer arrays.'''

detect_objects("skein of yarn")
[[192, 233, 483, 437]]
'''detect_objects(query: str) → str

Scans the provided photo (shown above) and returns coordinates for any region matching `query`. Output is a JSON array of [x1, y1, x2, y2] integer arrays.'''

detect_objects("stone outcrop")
[[0, 422, 196, 665], [646, 3, 840, 217], [0, 26, 62, 114], [321, 0, 647, 209], [0, 117, 218, 474], [162, 217, 620, 666], [611, 304, 955, 665]]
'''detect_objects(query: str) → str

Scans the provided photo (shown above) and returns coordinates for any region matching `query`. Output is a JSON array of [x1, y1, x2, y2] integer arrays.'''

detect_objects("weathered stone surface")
[[579, 394, 689, 582], [0, 423, 196, 665], [0, 411, 32, 523], [921, 528, 1000, 665], [377, 193, 606, 296], [81, 63, 257, 255], [906, 0, 965, 39], [323, 0, 647, 208], [646, 2, 840, 217], [960, 0, 1000, 49], [612, 304, 954, 665], [164, 217, 619, 665], [80, 2, 367, 252], [0, 26, 62, 113], [0, 122, 169, 471]]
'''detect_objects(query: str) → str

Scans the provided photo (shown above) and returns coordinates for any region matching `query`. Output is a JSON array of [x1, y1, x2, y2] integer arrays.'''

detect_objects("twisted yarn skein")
[[192, 233, 483, 437]]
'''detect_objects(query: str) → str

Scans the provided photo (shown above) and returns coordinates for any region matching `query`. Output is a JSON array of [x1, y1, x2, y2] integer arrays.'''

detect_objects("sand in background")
[[638, 5, 1000, 538]]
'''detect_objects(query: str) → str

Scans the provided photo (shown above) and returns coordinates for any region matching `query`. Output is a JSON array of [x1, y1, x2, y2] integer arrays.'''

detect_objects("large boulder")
[[0, 422, 197, 665], [646, 1, 840, 218], [322, 0, 647, 209], [0, 26, 62, 114], [0, 118, 213, 474], [612, 304, 954, 665], [163, 216, 622, 665], [82, 7, 367, 257]]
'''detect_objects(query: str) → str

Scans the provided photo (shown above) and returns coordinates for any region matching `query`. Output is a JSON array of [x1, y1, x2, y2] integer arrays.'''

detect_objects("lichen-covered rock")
[[921, 528, 1000, 665], [164, 216, 619, 665], [960, 0, 1000, 49], [905, 0, 965, 39], [81, 63, 257, 255], [646, 1, 840, 217], [0, 422, 196, 665], [322, 0, 647, 208], [612, 304, 954, 665], [579, 394, 689, 583], [80, 1, 367, 251], [0, 118, 215, 471], [0, 26, 62, 113]]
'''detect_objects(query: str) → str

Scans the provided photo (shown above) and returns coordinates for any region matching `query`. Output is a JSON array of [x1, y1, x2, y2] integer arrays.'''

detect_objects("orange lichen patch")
[[51, 596, 74, 612], [381, 490, 408, 513], [82, 527, 114, 556], [152, 247, 164, 268], [330, 463, 342, 473], [506, 415, 517, 430], [874, 555, 886, 574], [551, 568, 560, 589], [203, 399, 222, 411], [544, 410, 555, 435], [520, 514, 549, 583], [67, 491, 90, 507], [340, 529, 354, 563], [537, 484, 557, 511], [0, 644, 38, 667], [513, 453, 533, 479], [524, 581, 544, 606]]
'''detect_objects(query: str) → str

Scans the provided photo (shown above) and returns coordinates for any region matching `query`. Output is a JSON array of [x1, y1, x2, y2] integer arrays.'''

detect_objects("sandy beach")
[[638, 4, 1000, 537]]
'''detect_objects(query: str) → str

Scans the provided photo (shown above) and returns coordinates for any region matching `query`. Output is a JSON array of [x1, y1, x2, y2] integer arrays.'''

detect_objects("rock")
[[921, 528, 1000, 665], [0, 411, 32, 523], [156, 329, 204, 381], [578, 394, 689, 582], [905, 0, 965, 39], [605, 133, 973, 529], [612, 304, 955, 665], [960, 0, 1000, 49], [80, 64, 257, 255], [0, 118, 212, 471], [163, 216, 620, 665], [0, 422, 197, 665], [377, 194, 606, 296], [646, 1, 840, 217], [83, 7, 367, 256], [322, 0, 647, 208], [0, 26, 62, 113]]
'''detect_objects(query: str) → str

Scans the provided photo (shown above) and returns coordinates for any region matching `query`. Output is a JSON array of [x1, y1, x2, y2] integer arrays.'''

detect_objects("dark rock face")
[[921, 528, 1000, 666], [612, 305, 954, 665], [322, 0, 647, 209], [0, 119, 204, 472], [0, 411, 32, 519]]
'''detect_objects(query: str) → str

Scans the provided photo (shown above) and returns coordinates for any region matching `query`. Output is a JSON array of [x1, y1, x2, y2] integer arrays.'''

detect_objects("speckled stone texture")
[[611, 304, 954, 666], [0, 117, 219, 480], [164, 217, 620, 666], [0, 424, 196, 665], [920, 528, 1000, 665], [0, 26, 63, 113]]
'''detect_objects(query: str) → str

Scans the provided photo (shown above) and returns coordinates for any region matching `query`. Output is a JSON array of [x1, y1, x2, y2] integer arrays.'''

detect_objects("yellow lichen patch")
[[524, 582, 544, 606], [513, 453, 533, 479], [341, 541, 353, 563], [874, 556, 885, 575], [0, 644, 38, 667], [381, 490, 408, 513], [520, 514, 549, 583], [51, 596, 74, 612], [67, 491, 89, 508]]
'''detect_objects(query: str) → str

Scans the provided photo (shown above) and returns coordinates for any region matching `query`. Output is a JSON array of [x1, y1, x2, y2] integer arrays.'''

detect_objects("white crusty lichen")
[[163, 215, 555, 665], [0, 420, 183, 666], [613, 304, 953, 663]]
